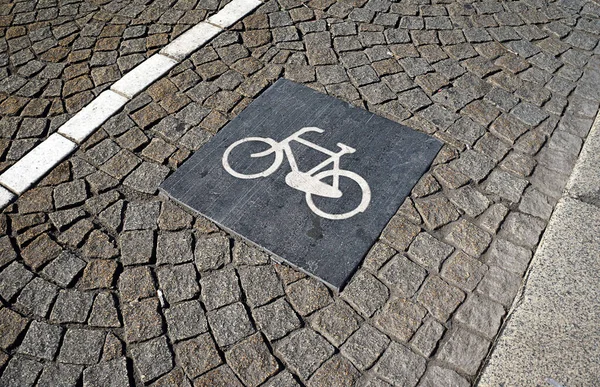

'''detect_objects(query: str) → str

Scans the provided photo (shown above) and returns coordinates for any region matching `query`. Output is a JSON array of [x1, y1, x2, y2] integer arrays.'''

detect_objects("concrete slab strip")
[[477, 198, 600, 386], [478, 112, 600, 386], [565, 114, 600, 204], [207, 0, 263, 28], [0, 186, 15, 208], [160, 22, 222, 61], [58, 90, 129, 144], [110, 54, 178, 99], [0, 134, 77, 195]]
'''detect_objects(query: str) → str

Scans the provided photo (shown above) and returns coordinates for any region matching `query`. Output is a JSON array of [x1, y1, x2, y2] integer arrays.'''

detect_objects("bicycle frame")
[[268, 127, 355, 189]]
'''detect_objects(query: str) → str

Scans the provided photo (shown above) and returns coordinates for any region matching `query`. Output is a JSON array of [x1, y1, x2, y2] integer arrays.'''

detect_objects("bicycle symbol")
[[222, 127, 371, 220]]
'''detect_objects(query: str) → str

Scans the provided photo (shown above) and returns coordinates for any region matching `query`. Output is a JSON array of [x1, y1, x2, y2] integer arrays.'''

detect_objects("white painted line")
[[58, 90, 129, 144], [0, 186, 15, 210], [0, 134, 77, 195], [161, 22, 222, 62], [111, 54, 178, 99], [0, 0, 263, 205], [207, 0, 262, 29]]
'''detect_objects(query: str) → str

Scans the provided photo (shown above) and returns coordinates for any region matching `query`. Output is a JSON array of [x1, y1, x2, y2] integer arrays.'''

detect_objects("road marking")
[[207, 0, 262, 28], [160, 22, 222, 61], [58, 90, 129, 144], [0, 0, 263, 210], [0, 187, 14, 209], [111, 54, 179, 99], [0, 133, 78, 195]]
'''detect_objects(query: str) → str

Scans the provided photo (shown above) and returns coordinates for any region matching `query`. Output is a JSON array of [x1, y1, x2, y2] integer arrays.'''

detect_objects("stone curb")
[[477, 112, 600, 386], [0, 0, 263, 210]]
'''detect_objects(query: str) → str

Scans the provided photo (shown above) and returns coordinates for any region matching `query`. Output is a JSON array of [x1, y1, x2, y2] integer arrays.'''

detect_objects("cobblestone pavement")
[[0, 0, 231, 173], [1, 0, 600, 386]]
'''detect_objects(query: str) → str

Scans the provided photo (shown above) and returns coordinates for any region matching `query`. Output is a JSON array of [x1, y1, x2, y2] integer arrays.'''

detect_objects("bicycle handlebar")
[[294, 127, 324, 137]]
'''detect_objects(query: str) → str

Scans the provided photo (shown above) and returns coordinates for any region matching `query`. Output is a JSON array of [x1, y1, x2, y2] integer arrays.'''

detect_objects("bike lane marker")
[[160, 22, 222, 62], [208, 0, 263, 28], [0, 187, 14, 209], [58, 90, 129, 144], [111, 54, 179, 99], [0, 134, 78, 195], [0, 0, 264, 210], [161, 79, 443, 290]]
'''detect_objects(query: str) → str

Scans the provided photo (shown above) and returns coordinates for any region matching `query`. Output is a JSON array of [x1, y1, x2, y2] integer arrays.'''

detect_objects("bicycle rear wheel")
[[222, 137, 283, 179]]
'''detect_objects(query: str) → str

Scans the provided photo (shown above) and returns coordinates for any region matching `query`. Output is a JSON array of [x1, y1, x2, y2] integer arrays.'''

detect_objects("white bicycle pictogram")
[[222, 127, 371, 220]]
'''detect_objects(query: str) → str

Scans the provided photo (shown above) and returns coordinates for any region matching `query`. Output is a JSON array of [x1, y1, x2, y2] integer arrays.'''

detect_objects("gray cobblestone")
[[37, 363, 83, 387], [478, 203, 509, 234], [123, 201, 160, 231], [123, 162, 170, 194], [58, 328, 105, 365], [151, 367, 192, 387], [275, 328, 335, 381], [15, 277, 57, 318], [238, 265, 284, 307], [226, 333, 279, 386], [486, 238, 532, 276], [374, 342, 426, 387], [89, 292, 120, 327], [122, 298, 163, 343], [83, 357, 129, 387], [0, 356, 43, 387], [418, 366, 469, 387], [253, 298, 301, 341], [175, 334, 222, 379], [410, 318, 445, 358], [381, 215, 421, 251], [477, 266, 522, 307], [17, 320, 63, 360], [131, 336, 174, 383], [414, 195, 460, 230], [417, 276, 465, 322], [21, 233, 61, 270], [455, 294, 505, 339], [157, 263, 199, 304], [310, 301, 361, 347], [500, 211, 545, 247], [118, 266, 155, 303], [437, 328, 490, 375], [165, 300, 208, 342], [200, 268, 241, 311], [341, 270, 389, 317], [156, 231, 193, 265], [0, 307, 27, 350], [307, 355, 360, 387], [194, 365, 243, 386], [378, 254, 426, 298], [120, 230, 154, 266], [207, 302, 255, 347], [195, 234, 231, 271], [408, 232, 454, 272], [286, 277, 332, 316], [374, 298, 426, 343], [341, 324, 389, 371], [50, 289, 93, 324], [445, 219, 492, 257], [441, 251, 488, 292]]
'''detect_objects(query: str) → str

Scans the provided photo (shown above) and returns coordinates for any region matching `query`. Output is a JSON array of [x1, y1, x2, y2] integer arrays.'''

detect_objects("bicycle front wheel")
[[305, 170, 371, 220], [222, 137, 283, 179]]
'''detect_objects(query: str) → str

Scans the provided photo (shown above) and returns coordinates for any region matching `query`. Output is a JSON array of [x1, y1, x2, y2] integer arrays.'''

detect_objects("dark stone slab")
[[161, 79, 441, 290]]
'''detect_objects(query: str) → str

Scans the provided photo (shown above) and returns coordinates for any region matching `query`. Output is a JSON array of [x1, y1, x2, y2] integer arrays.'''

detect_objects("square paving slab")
[[161, 79, 442, 290]]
